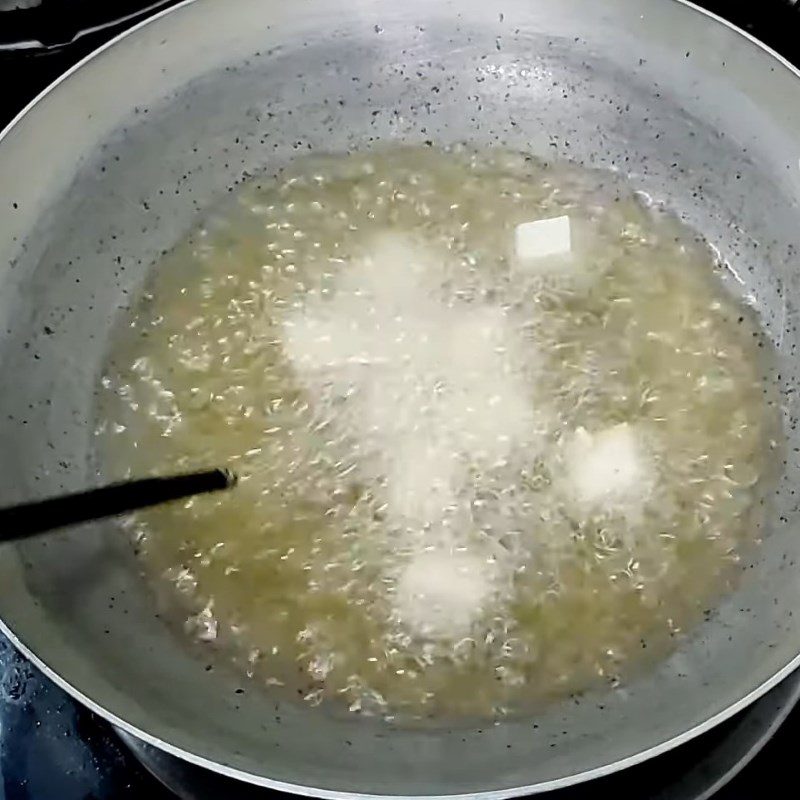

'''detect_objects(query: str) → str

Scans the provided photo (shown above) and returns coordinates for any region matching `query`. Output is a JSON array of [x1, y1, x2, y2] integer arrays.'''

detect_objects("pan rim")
[[1, 0, 799, 795]]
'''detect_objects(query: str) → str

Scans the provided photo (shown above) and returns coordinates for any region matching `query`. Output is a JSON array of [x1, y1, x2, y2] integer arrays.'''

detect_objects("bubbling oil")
[[98, 146, 779, 721]]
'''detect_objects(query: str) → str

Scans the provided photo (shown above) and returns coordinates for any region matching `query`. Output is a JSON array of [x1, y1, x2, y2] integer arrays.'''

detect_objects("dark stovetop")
[[2, 2, 800, 799]]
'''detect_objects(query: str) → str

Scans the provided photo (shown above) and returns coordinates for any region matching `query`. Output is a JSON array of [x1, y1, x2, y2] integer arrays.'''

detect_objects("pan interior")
[[97, 143, 779, 723]]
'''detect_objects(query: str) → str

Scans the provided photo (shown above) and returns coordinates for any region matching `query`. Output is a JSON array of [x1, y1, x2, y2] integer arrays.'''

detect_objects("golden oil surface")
[[98, 147, 778, 721]]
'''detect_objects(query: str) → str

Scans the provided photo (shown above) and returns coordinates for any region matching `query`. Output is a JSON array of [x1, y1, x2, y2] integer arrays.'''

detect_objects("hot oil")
[[97, 146, 780, 721]]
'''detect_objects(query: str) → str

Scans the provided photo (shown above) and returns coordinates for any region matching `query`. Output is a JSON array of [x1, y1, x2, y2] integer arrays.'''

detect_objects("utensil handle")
[[0, 469, 236, 541]]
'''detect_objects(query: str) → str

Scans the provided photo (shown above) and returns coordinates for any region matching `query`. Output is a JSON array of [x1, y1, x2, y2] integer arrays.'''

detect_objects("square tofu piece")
[[514, 215, 572, 264], [566, 423, 650, 507]]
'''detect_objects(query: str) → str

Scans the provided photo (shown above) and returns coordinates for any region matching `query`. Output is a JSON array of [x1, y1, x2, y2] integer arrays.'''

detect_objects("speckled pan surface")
[[0, 0, 799, 796]]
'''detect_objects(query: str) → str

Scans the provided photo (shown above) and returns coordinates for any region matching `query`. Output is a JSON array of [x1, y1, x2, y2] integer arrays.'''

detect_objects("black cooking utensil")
[[0, 468, 237, 541]]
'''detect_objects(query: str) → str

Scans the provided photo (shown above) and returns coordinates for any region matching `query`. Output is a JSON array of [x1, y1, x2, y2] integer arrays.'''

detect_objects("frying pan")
[[1, 0, 800, 796]]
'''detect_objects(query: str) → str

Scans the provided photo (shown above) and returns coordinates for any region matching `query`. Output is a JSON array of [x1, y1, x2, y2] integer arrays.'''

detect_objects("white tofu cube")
[[564, 423, 653, 511], [514, 215, 572, 264]]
